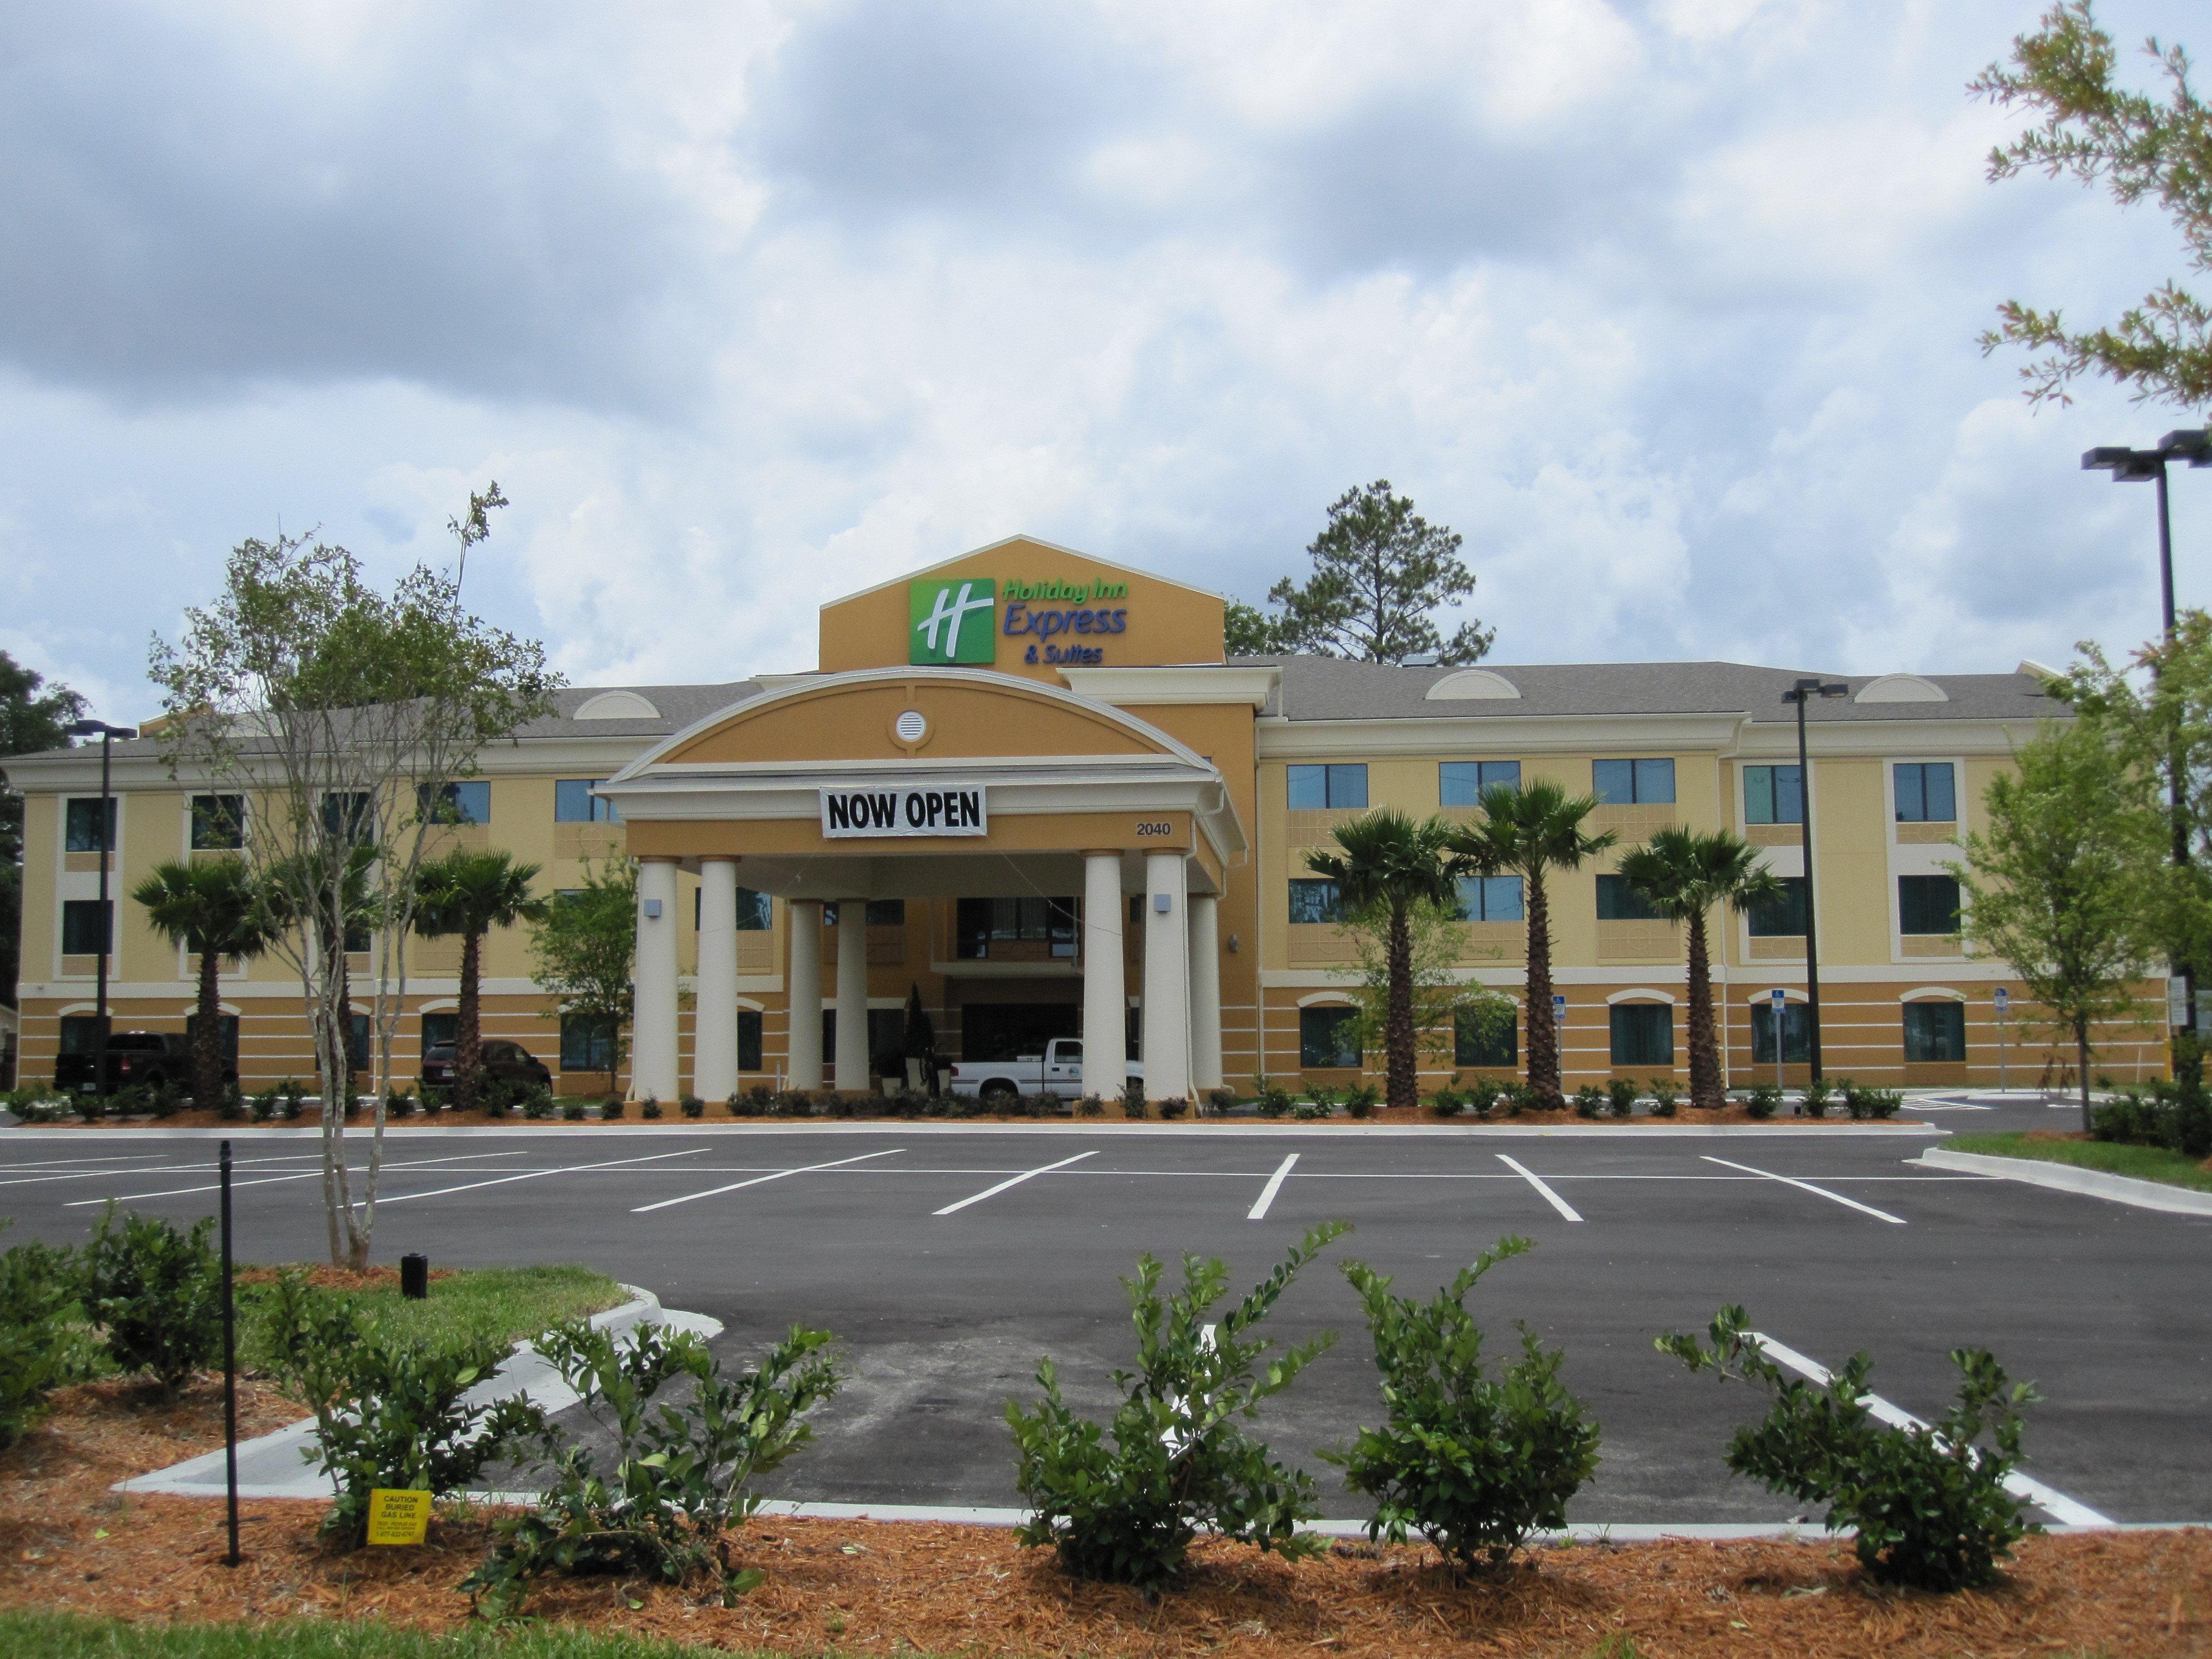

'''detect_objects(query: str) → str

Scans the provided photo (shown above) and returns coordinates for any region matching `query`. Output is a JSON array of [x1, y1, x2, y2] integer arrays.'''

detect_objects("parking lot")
[[6, 1095, 2207, 1527]]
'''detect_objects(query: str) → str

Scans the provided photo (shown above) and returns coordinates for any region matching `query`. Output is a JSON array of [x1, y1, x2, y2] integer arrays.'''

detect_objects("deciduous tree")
[[0, 652, 86, 1006], [529, 856, 637, 1097]]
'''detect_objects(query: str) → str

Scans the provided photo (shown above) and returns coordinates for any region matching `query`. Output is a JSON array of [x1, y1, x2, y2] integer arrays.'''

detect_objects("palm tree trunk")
[[194, 947, 223, 1114], [1384, 901, 1416, 1109], [1525, 868, 1561, 1107], [456, 930, 483, 1112], [1685, 910, 1721, 1110]]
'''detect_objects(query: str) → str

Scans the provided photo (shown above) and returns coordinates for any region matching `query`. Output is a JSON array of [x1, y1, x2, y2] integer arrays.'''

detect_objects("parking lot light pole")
[[1783, 679, 1849, 1082], [2084, 430, 2210, 1053], [65, 719, 138, 1099]]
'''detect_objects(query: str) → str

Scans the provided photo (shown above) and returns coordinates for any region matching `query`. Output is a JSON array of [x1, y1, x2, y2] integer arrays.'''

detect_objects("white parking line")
[[631, 1149, 908, 1214], [62, 1150, 530, 1207], [1247, 1154, 1299, 1220], [935, 1150, 1097, 1217], [1496, 1154, 1583, 1222], [1702, 1156, 1907, 1224], [1750, 1331, 2111, 1526], [379, 1147, 709, 1205], [0, 1152, 320, 1190]]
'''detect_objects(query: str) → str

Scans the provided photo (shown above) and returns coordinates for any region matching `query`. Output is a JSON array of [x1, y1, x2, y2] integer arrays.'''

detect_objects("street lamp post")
[[1783, 679, 1849, 1082], [66, 719, 138, 1100], [2084, 429, 2210, 1053]]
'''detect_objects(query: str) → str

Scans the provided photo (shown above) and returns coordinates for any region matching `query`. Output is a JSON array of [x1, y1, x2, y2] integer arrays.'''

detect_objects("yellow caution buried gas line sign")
[[366, 1488, 431, 1546]]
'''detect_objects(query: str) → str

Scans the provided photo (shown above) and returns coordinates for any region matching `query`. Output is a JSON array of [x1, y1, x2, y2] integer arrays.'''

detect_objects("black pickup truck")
[[53, 1031, 219, 1095]]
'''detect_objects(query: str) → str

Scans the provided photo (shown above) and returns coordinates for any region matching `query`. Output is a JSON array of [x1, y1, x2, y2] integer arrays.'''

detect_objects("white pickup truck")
[[944, 1039, 1141, 1105]]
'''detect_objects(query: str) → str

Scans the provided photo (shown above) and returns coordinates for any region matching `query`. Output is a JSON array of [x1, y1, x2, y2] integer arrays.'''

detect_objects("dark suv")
[[420, 1039, 552, 1092], [53, 1031, 212, 1095]]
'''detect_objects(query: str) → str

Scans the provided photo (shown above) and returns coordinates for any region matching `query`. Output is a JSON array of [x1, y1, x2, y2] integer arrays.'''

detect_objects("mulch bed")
[[4, 1375, 2205, 1656]]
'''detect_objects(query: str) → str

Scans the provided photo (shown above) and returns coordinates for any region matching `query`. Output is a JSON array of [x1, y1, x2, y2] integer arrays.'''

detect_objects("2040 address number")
[[1135, 820, 1175, 837]]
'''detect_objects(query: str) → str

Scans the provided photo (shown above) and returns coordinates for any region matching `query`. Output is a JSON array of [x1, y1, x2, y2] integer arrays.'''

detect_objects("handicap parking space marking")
[[62, 1149, 534, 1207], [632, 1148, 909, 1214], [1701, 1156, 1907, 1224], [378, 1146, 714, 1206], [1495, 1154, 1584, 1222], [935, 1150, 1097, 1216], [1749, 1329, 2110, 1526]]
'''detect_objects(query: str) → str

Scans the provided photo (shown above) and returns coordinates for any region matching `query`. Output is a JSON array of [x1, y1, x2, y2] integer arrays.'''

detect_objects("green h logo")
[[909, 578, 997, 665]]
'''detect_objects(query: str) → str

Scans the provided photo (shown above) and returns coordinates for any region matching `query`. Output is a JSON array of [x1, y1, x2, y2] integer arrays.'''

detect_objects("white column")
[[632, 858, 680, 1103], [694, 858, 739, 1102], [1188, 890, 1222, 1093], [787, 900, 824, 1089], [1140, 852, 1191, 1101], [1082, 852, 1126, 1102], [834, 899, 869, 1091]]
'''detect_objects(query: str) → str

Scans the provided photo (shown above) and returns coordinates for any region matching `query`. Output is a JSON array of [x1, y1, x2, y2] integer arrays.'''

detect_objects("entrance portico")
[[597, 667, 1243, 1103]]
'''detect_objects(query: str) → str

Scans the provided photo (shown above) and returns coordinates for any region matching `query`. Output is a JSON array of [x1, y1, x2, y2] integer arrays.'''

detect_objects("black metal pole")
[[221, 1138, 239, 1567], [95, 730, 113, 1101], [2156, 465, 2199, 1043], [1794, 692, 1828, 1082]]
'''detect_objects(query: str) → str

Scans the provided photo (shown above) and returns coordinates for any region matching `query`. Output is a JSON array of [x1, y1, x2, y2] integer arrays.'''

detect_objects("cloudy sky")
[[2, 0, 2206, 720]]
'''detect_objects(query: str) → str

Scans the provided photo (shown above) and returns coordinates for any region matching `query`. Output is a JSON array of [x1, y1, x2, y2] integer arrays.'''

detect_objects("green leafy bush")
[[1342, 1083, 1379, 1119], [1075, 1094, 1105, 1118], [1572, 1084, 1606, 1120], [2093, 1079, 2211, 1156], [1495, 1081, 1530, 1117], [1803, 1078, 1836, 1119], [1291, 1098, 1330, 1120], [1326, 1236, 1599, 1574], [679, 1095, 705, 1120], [520, 1087, 556, 1120], [260, 1271, 546, 1548], [1741, 1084, 1780, 1121], [84, 1206, 221, 1397], [769, 1090, 813, 1118], [560, 1099, 586, 1121], [1646, 1079, 1678, 1118], [1605, 1079, 1638, 1118], [0, 1230, 95, 1448], [1657, 1305, 2038, 1591], [1006, 1222, 1349, 1590], [640, 1097, 663, 1120], [1253, 1076, 1295, 1118], [1120, 1078, 1147, 1119], [1836, 1082, 1904, 1121], [462, 1318, 838, 1616], [1206, 1087, 1238, 1116], [1156, 1096, 1191, 1120], [600, 1097, 625, 1120], [1430, 1087, 1465, 1118]]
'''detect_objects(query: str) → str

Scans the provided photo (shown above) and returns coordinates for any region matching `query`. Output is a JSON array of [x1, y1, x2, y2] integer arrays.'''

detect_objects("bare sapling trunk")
[[457, 929, 483, 1112], [2077, 1016, 2093, 1135], [194, 947, 224, 1113], [1685, 909, 1722, 1111], [1384, 902, 1416, 1109], [1525, 870, 1559, 1107]]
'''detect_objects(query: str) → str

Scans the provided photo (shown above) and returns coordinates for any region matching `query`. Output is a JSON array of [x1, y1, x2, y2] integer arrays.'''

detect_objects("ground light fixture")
[[1782, 679, 1848, 1081], [65, 717, 138, 1099], [2083, 429, 2210, 1040]]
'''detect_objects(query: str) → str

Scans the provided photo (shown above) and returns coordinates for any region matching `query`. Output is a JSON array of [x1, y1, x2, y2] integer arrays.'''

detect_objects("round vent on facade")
[[895, 709, 928, 743]]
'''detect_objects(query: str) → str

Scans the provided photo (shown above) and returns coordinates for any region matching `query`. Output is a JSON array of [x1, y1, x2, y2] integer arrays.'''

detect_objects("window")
[[1744, 764, 1802, 825], [1609, 1003, 1674, 1066], [554, 779, 620, 823], [347, 1013, 371, 1070], [1286, 763, 1368, 809], [1746, 877, 1809, 937], [825, 900, 906, 927], [1453, 874, 1524, 922], [62, 899, 111, 955], [1454, 1007, 1517, 1067], [697, 888, 779, 930], [1895, 762, 1957, 823], [1299, 1006, 1361, 1068], [191, 795, 245, 849], [1750, 1001, 1810, 1065], [65, 797, 117, 852], [343, 921, 372, 954], [820, 1008, 907, 1067], [185, 1012, 241, 1068], [322, 792, 374, 844], [560, 1014, 614, 1072], [1287, 878, 1346, 925], [421, 1012, 458, 1053], [59, 1015, 101, 1055], [954, 896, 1076, 958], [1593, 758, 1674, 805], [1898, 874, 1960, 936], [417, 780, 491, 825], [738, 1010, 763, 1073], [1438, 760, 1520, 806], [1903, 1000, 1966, 1063], [1595, 874, 1664, 921]]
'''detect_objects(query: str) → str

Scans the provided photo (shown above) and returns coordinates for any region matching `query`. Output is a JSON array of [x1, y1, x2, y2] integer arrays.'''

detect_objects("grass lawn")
[[0, 1613, 769, 1658], [233, 1264, 627, 1370], [1948, 1131, 2212, 1193]]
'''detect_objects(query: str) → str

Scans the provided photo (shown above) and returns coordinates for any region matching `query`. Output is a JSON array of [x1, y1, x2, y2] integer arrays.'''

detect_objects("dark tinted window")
[[1287, 764, 1367, 808], [1299, 1006, 1361, 1068], [738, 1010, 763, 1073], [561, 1014, 613, 1071], [1454, 1007, 1517, 1067], [1750, 1001, 1810, 1064], [554, 779, 620, 823], [1287, 879, 1345, 925], [1609, 1004, 1674, 1066], [1746, 877, 1809, 937], [1903, 1000, 1966, 1062], [185, 1013, 241, 1066], [59, 1015, 102, 1054], [65, 797, 117, 852], [1453, 875, 1523, 922], [191, 795, 246, 849], [953, 896, 1076, 957], [1744, 765, 1802, 825], [1895, 763, 1957, 823], [322, 792, 374, 844], [738, 888, 773, 930], [1596, 875, 1664, 921], [62, 899, 111, 954], [421, 1012, 458, 1053], [418, 780, 491, 825], [1898, 874, 1960, 936], [1438, 761, 1520, 806], [1594, 758, 1674, 805]]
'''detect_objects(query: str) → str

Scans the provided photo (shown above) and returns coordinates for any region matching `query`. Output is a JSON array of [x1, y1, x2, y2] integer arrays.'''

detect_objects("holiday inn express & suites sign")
[[909, 575, 1134, 667], [820, 782, 988, 838]]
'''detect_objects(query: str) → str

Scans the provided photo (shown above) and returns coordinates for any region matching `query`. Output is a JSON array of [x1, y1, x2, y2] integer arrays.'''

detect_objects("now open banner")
[[820, 783, 988, 838]]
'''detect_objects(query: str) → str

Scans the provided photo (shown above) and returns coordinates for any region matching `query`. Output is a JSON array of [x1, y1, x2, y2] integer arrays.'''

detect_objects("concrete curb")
[[11, 1120, 1945, 1141], [1914, 1148, 2212, 1216], [114, 1285, 725, 1501]]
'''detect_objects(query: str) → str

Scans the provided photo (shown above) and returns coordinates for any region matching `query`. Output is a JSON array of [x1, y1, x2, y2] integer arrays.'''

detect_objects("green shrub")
[[1742, 1084, 1780, 1121], [1120, 1077, 1147, 1119], [1605, 1079, 1638, 1119], [1075, 1094, 1105, 1118], [279, 1077, 306, 1118], [1572, 1084, 1606, 1120], [1157, 1096, 1190, 1120], [260, 1271, 546, 1549], [1657, 1305, 2038, 1592], [1803, 1078, 1837, 1119], [1326, 1236, 1599, 1575], [248, 1087, 281, 1124], [770, 1089, 813, 1119], [1646, 1079, 1678, 1118], [84, 1206, 222, 1397], [1006, 1223, 1348, 1589], [0, 1230, 94, 1448], [462, 1318, 838, 1616], [1206, 1087, 1238, 1116], [1839, 1079, 1905, 1121], [1496, 1081, 1530, 1117], [560, 1099, 586, 1122], [1467, 1082, 1499, 1120], [520, 1087, 556, 1120], [599, 1097, 625, 1120], [640, 1096, 662, 1120], [2091, 1081, 2211, 1156], [1254, 1076, 1295, 1118], [1343, 1084, 1380, 1119], [1430, 1087, 1466, 1118], [679, 1095, 705, 1120], [1291, 1098, 1330, 1120]]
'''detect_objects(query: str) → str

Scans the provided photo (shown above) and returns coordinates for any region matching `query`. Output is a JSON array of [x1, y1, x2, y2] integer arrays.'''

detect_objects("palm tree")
[[1619, 827, 1783, 1112], [131, 858, 273, 1111], [416, 848, 546, 1109], [1305, 808, 1460, 1109], [1447, 781, 1618, 1108]]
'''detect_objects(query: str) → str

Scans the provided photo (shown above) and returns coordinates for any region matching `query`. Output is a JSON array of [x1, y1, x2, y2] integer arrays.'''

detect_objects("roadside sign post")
[[220, 1139, 239, 1567], [1995, 987, 2010, 1094], [1771, 989, 1786, 1093]]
